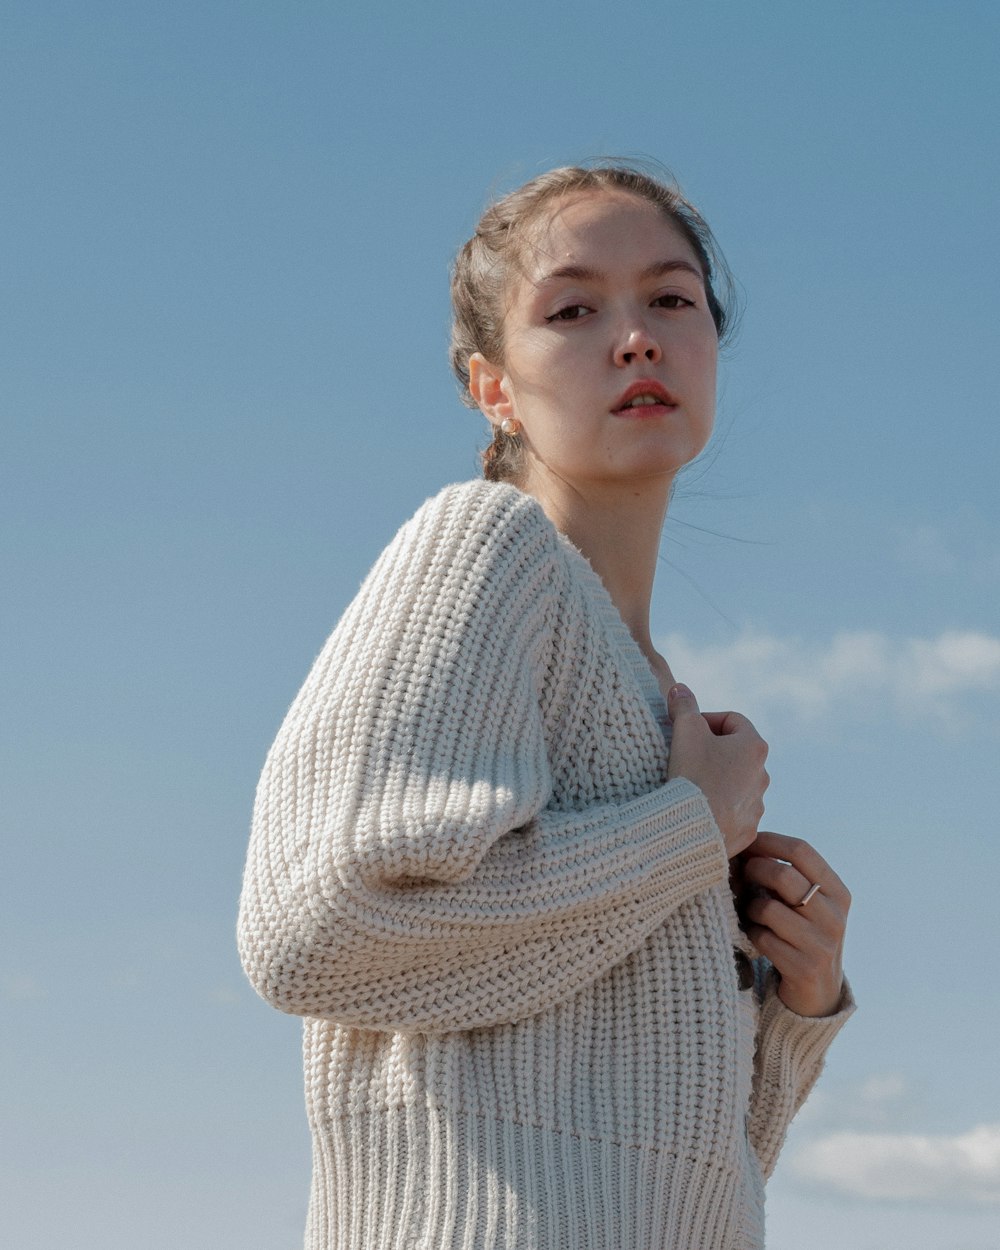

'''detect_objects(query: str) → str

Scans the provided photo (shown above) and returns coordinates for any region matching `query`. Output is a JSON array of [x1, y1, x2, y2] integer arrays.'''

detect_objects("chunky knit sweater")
[[238, 479, 854, 1250]]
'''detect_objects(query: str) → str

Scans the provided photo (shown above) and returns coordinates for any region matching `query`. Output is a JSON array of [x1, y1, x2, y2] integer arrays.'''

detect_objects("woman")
[[238, 164, 854, 1250]]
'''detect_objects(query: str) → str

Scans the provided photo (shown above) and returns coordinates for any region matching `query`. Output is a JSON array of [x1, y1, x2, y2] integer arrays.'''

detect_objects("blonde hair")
[[449, 162, 737, 483]]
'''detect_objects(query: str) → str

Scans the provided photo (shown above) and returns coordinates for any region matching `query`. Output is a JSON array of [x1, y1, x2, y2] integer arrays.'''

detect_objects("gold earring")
[[500, 418, 521, 437]]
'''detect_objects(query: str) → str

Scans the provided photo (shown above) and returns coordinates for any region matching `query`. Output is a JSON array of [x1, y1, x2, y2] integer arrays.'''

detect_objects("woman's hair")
[[449, 161, 738, 483]]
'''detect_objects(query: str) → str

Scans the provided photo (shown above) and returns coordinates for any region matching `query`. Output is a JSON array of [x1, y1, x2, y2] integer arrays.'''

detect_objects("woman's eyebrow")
[[534, 258, 705, 287]]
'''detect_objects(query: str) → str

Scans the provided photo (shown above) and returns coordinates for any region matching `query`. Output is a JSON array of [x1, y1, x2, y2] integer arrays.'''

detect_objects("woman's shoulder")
[[407, 478, 550, 538], [388, 479, 563, 579], [331, 480, 569, 673]]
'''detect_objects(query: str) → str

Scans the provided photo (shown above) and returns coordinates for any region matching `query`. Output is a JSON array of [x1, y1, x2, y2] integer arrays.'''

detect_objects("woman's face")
[[471, 190, 719, 494]]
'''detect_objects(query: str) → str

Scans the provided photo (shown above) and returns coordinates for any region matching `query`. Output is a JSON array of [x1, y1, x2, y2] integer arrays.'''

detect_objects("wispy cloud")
[[791, 1123, 1000, 1204], [1, 973, 47, 1001], [894, 519, 1000, 584], [795, 1072, 914, 1131], [658, 628, 1000, 727], [206, 984, 242, 1006]]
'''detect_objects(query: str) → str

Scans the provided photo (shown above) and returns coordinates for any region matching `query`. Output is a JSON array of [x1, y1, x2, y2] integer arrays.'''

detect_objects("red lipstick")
[[612, 380, 679, 414]]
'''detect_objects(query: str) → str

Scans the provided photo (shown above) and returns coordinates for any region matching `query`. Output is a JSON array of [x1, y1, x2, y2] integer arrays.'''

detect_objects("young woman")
[[238, 164, 854, 1250]]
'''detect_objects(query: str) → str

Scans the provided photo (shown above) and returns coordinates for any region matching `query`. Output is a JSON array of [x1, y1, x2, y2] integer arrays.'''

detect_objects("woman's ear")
[[468, 353, 515, 425]]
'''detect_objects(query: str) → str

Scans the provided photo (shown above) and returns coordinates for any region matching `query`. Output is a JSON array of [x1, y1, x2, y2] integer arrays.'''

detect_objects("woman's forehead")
[[517, 190, 702, 285]]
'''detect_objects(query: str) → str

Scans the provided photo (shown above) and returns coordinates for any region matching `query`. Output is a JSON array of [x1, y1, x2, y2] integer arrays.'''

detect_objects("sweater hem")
[[306, 1104, 757, 1250]]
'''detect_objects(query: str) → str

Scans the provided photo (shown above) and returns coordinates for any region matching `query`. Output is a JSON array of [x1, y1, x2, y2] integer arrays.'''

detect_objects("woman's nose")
[[614, 321, 661, 366]]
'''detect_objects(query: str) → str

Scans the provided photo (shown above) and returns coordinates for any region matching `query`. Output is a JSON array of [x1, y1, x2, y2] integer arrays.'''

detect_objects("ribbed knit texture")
[[238, 480, 854, 1250]]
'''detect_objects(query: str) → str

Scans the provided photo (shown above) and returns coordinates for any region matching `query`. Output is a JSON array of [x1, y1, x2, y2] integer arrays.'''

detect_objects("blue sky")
[[3, 3, 999, 1247]]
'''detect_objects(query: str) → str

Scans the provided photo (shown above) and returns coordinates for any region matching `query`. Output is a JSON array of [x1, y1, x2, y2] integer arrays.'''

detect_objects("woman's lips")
[[612, 400, 679, 417], [611, 380, 679, 414]]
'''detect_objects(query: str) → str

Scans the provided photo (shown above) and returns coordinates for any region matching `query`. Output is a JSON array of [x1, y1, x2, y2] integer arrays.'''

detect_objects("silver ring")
[[793, 882, 821, 908]]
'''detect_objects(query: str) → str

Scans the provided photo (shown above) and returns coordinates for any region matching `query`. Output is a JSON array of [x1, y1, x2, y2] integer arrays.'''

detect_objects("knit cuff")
[[749, 968, 856, 1178], [639, 777, 731, 908], [757, 969, 856, 1076]]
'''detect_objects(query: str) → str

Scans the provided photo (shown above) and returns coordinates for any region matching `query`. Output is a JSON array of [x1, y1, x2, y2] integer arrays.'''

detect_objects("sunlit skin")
[[470, 190, 718, 654], [470, 188, 849, 1018], [478, 190, 718, 490]]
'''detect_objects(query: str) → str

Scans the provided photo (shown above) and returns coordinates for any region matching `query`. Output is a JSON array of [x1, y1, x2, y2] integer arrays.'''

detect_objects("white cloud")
[[658, 628, 1000, 727], [792, 1072, 921, 1133], [909, 632, 1000, 695], [791, 1123, 1000, 1204]]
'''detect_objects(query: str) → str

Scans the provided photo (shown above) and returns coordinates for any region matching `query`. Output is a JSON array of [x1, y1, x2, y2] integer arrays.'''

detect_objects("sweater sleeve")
[[237, 481, 729, 1033], [747, 963, 856, 1179]]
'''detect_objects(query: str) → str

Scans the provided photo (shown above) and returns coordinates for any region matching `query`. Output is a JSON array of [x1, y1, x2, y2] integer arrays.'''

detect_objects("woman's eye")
[[546, 304, 592, 322], [652, 294, 695, 310]]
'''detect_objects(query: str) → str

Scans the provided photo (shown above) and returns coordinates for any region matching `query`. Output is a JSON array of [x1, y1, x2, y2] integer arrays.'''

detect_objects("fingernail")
[[668, 683, 692, 699]]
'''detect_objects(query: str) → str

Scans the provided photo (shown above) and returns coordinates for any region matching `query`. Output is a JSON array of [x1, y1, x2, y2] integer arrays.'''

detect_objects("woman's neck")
[[522, 472, 674, 663]]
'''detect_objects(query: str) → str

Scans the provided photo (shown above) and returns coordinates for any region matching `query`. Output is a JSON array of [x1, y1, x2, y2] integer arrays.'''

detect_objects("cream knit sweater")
[[238, 480, 854, 1250]]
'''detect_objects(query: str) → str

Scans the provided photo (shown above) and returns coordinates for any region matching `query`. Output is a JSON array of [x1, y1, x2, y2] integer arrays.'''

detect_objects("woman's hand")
[[740, 831, 851, 1018], [666, 683, 769, 858]]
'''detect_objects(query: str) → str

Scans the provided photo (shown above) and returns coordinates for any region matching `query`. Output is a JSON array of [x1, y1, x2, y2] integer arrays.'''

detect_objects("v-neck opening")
[[553, 530, 674, 750]]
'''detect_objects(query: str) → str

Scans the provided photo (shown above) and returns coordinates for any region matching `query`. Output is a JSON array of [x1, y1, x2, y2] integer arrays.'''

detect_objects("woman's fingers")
[[742, 830, 851, 911], [700, 709, 754, 736], [666, 688, 770, 859], [666, 681, 701, 720], [739, 830, 850, 1018], [740, 853, 837, 931], [743, 885, 835, 946]]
